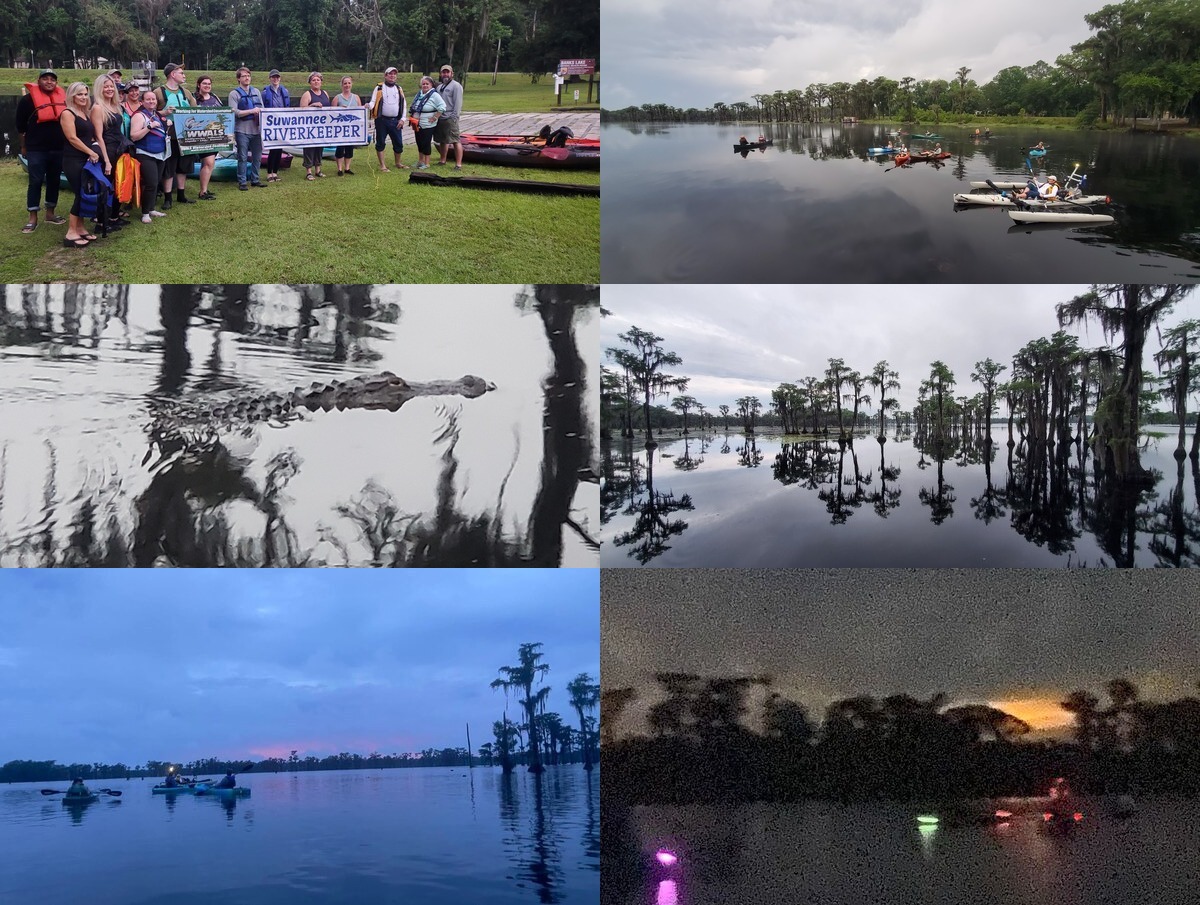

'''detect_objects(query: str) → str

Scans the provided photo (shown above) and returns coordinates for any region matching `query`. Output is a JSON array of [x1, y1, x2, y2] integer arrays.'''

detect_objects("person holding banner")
[[334, 77, 361, 176], [228, 67, 265, 191], [367, 67, 407, 172], [261, 70, 290, 182], [299, 73, 331, 180], [154, 63, 197, 207], [434, 64, 463, 170], [409, 76, 446, 170], [194, 75, 223, 200]]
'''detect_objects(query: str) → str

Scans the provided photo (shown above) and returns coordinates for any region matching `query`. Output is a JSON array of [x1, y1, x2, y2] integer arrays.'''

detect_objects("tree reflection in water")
[[0, 284, 597, 567], [604, 445, 694, 564], [601, 426, 1200, 565]]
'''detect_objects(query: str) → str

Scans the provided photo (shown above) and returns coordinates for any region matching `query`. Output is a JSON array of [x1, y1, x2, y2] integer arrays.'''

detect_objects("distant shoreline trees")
[[603, 675, 1200, 803]]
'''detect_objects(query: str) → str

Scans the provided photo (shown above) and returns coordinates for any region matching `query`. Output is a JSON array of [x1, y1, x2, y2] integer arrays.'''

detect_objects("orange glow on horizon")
[[988, 697, 1073, 731]]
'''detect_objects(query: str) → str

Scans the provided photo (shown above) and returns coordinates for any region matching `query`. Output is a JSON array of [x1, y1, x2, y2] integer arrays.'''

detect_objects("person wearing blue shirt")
[[261, 69, 290, 182], [227, 67, 264, 191]]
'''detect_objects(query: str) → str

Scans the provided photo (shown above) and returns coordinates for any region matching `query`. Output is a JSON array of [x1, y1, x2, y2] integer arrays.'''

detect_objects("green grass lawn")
[[1, 156, 598, 283], [1, 69, 597, 114]]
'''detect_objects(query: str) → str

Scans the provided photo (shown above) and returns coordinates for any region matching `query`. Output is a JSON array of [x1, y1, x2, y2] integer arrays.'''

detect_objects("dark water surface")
[[605, 798, 1199, 905], [600, 122, 1200, 283], [0, 767, 599, 905], [0, 286, 599, 567], [600, 428, 1200, 567]]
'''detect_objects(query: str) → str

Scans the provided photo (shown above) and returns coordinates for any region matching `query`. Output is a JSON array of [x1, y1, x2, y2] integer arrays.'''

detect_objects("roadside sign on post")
[[557, 59, 597, 105]]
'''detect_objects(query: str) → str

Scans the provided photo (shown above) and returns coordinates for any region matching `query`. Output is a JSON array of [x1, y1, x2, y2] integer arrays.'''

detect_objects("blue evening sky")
[[0, 570, 598, 766]]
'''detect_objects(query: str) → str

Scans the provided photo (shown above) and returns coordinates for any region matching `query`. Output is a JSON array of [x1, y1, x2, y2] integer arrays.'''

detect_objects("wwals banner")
[[261, 107, 370, 149], [171, 107, 236, 155]]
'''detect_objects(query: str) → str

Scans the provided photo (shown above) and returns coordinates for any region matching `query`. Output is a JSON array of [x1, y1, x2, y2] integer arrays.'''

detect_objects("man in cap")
[[153, 62, 197, 207], [367, 66, 408, 171], [261, 69, 291, 182], [16, 68, 67, 233], [435, 64, 463, 169]]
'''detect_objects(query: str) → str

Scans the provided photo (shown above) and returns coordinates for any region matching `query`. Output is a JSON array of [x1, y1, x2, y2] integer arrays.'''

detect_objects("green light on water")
[[916, 815, 940, 825]]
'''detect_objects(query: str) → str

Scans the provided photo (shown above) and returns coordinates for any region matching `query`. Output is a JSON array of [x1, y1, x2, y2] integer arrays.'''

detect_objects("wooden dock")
[[456, 112, 600, 140]]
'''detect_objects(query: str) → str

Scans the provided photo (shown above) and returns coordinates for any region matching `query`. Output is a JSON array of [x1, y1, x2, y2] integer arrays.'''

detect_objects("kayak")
[[195, 784, 251, 798], [909, 152, 951, 161], [867, 147, 899, 154], [1009, 209, 1114, 225], [1027, 148, 1049, 157], [62, 793, 99, 804], [953, 192, 1110, 207], [908, 133, 941, 140], [460, 133, 600, 169], [152, 784, 198, 794], [734, 139, 773, 150]]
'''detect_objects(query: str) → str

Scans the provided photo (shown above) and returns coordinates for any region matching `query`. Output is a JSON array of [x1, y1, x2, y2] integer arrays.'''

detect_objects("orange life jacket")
[[114, 152, 141, 206], [24, 82, 67, 124]]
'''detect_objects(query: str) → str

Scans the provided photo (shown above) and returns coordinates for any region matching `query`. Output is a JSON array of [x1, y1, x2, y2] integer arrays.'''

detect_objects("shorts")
[[435, 116, 460, 144]]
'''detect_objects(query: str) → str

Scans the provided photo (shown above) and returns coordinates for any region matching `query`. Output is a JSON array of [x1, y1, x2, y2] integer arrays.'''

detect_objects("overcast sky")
[[602, 0, 1100, 110], [601, 285, 1200, 413], [603, 569, 1200, 736], [0, 570, 598, 766]]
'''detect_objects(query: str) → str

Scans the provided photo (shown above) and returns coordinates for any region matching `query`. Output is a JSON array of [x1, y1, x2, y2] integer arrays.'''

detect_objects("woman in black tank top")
[[58, 81, 102, 246], [300, 72, 331, 178]]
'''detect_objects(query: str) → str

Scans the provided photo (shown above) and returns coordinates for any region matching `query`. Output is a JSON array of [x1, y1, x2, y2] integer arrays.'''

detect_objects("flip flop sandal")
[[22, 222, 37, 233], [63, 237, 89, 248], [306, 174, 315, 181], [82, 234, 98, 241], [45, 215, 67, 225]]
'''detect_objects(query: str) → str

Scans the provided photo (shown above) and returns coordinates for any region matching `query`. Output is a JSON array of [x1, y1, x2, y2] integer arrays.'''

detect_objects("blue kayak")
[[195, 784, 251, 798], [1027, 148, 1048, 157], [868, 147, 899, 154]]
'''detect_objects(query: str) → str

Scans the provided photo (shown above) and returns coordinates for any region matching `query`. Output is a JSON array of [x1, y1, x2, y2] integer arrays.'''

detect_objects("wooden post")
[[466, 723, 474, 768]]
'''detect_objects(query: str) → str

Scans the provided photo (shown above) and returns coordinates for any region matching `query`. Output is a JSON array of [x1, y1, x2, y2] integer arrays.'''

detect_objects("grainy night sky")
[[602, 569, 1199, 736]]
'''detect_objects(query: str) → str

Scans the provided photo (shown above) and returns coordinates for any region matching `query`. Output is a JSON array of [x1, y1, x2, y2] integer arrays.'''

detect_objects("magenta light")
[[655, 850, 679, 867]]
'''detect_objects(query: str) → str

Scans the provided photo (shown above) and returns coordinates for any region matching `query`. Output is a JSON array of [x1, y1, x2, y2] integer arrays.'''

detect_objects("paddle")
[[41, 788, 122, 797]]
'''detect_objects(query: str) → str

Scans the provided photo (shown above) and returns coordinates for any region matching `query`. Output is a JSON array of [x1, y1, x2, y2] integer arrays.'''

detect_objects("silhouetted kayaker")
[[67, 778, 90, 797], [216, 772, 237, 789]]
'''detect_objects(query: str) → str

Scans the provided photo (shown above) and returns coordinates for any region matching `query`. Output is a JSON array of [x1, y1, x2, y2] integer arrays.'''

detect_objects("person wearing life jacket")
[[16, 68, 68, 234], [153, 63, 198, 208], [261, 69, 291, 183], [228, 67, 265, 190], [367, 66, 409, 172], [130, 90, 171, 224]]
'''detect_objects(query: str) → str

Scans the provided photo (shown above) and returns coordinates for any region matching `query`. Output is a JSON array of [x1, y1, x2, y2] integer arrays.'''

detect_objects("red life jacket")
[[24, 81, 67, 124]]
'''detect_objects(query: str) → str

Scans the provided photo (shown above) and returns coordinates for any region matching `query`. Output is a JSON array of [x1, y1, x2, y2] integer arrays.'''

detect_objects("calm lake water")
[[600, 428, 1200, 567], [604, 798, 1199, 905], [0, 286, 599, 567], [0, 767, 599, 905], [600, 122, 1200, 283]]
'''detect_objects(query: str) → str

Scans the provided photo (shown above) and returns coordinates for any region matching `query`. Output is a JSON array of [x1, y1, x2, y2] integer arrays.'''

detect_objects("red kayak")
[[458, 133, 600, 169], [909, 152, 951, 162]]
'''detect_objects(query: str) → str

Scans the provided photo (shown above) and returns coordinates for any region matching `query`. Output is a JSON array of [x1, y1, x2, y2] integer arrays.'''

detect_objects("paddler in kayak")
[[215, 772, 237, 789], [1047, 776, 1074, 814], [1014, 174, 1057, 201], [163, 769, 183, 788], [66, 777, 91, 798], [738, 135, 748, 146]]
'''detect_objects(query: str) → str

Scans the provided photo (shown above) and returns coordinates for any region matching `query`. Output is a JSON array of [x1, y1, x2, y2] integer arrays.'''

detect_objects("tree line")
[[601, 675, 1200, 803], [2, 0, 598, 79], [603, 0, 1199, 126], [604, 285, 1200, 485]]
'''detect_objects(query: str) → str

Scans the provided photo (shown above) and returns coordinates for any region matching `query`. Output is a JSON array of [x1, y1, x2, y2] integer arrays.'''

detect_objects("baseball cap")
[[39, 68, 57, 78], [440, 65, 452, 72], [384, 67, 398, 75], [163, 63, 182, 78], [269, 69, 281, 77]]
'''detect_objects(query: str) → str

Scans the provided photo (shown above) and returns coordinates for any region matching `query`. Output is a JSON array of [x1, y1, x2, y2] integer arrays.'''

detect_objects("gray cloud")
[[603, 0, 1099, 110]]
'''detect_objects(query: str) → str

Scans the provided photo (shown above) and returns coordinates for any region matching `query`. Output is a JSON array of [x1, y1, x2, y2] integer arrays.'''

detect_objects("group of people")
[[17, 62, 466, 245]]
